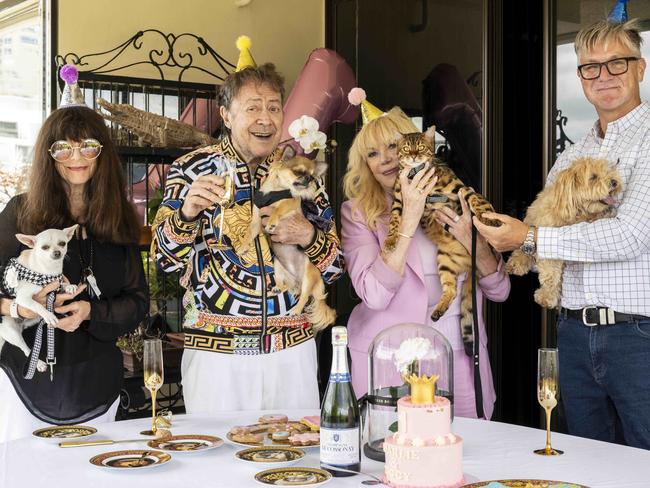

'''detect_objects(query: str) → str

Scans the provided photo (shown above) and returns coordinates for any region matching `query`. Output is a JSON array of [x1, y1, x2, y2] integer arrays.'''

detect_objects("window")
[[0, 121, 18, 138], [0, 1, 43, 209]]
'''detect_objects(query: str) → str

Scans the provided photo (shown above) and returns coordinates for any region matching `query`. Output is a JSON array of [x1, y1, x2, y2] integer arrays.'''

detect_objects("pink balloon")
[[281, 48, 359, 156]]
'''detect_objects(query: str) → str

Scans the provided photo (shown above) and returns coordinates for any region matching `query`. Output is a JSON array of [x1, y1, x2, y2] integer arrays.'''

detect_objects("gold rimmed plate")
[[462, 480, 589, 488], [33, 425, 97, 440], [255, 467, 331, 487], [236, 446, 305, 468], [89, 450, 171, 469], [147, 434, 223, 453]]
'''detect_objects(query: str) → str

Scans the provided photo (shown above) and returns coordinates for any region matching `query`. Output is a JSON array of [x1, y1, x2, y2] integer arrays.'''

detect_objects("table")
[[1, 410, 648, 488]]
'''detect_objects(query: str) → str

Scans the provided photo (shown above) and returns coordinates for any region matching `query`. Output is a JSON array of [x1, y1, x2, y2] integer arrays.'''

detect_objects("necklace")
[[77, 226, 102, 299]]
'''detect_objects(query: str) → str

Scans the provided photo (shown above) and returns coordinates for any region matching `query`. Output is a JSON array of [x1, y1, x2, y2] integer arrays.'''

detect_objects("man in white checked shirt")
[[475, 18, 650, 449]]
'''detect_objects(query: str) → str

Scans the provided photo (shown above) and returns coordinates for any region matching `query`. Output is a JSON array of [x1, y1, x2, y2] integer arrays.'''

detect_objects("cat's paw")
[[430, 306, 447, 322], [383, 235, 398, 252], [534, 288, 559, 309]]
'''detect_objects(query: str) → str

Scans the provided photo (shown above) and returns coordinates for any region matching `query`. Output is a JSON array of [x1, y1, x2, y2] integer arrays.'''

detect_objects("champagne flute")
[[140, 338, 164, 436], [534, 348, 564, 455], [212, 156, 237, 250]]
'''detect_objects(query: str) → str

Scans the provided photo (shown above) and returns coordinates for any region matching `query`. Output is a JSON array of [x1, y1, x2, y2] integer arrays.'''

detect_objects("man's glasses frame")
[[577, 56, 640, 80], [48, 139, 103, 162]]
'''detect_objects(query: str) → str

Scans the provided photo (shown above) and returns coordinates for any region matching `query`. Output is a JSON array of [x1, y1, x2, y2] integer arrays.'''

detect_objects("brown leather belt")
[[560, 306, 650, 326]]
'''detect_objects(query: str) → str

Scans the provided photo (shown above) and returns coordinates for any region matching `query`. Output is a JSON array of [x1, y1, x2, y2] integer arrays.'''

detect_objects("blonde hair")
[[575, 19, 643, 58], [342, 107, 418, 230]]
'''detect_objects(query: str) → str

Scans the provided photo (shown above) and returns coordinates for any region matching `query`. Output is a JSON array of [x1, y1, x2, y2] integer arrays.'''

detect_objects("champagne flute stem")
[[151, 389, 157, 434], [217, 206, 225, 247], [545, 407, 552, 452]]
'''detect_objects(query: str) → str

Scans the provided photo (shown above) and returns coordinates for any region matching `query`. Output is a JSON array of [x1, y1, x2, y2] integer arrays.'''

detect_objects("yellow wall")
[[57, 0, 325, 92]]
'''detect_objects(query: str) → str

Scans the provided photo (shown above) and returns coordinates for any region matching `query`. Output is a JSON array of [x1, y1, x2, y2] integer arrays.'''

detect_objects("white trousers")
[[0, 369, 119, 443], [181, 338, 320, 414]]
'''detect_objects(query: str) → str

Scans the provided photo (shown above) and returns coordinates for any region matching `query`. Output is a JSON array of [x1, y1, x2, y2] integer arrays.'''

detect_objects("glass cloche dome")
[[363, 322, 453, 462]]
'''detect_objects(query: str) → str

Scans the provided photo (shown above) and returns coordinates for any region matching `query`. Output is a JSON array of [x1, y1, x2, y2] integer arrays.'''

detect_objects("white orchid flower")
[[288, 115, 319, 140], [301, 131, 327, 154], [393, 337, 432, 376]]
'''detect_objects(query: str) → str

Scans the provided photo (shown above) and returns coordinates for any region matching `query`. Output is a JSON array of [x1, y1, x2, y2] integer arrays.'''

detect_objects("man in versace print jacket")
[[152, 61, 343, 412]]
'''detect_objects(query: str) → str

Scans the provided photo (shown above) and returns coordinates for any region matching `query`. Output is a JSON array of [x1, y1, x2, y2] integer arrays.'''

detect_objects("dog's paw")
[[534, 288, 559, 309], [272, 283, 290, 294], [505, 258, 529, 276], [37, 360, 47, 373], [63, 284, 77, 294], [40, 310, 59, 326]]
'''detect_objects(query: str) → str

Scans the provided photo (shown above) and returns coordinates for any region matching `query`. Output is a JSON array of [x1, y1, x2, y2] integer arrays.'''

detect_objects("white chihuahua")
[[0, 225, 78, 372]]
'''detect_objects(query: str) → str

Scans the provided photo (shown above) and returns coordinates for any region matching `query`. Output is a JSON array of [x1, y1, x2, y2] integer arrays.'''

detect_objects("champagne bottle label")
[[320, 427, 360, 465], [328, 372, 351, 383]]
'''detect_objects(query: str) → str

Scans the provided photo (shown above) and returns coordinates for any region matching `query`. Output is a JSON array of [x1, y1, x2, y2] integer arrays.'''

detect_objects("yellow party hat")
[[235, 35, 257, 72], [347, 87, 385, 125]]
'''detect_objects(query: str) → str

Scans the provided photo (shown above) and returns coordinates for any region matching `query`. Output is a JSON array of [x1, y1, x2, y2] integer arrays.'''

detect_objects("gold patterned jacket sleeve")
[[151, 152, 207, 272], [302, 179, 345, 285]]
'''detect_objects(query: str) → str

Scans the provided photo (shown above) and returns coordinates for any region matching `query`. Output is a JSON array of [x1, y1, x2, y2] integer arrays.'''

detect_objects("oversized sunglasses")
[[48, 139, 103, 162]]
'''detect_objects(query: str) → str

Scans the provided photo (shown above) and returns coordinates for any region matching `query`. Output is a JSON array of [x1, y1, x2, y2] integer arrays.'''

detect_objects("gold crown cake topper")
[[404, 373, 438, 404]]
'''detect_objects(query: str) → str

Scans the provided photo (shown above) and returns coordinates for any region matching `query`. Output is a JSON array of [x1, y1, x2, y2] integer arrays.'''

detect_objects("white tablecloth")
[[1, 410, 648, 488]]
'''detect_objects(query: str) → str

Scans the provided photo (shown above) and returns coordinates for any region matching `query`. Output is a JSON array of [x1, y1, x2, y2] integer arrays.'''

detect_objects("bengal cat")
[[384, 127, 500, 354]]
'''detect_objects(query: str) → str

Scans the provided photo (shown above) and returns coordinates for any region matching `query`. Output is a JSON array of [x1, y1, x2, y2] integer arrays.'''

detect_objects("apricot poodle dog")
[[506, 157, 622, 308]]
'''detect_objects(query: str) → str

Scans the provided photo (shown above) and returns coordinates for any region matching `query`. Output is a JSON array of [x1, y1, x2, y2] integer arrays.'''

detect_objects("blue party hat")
[[608, 0, 629, 23]]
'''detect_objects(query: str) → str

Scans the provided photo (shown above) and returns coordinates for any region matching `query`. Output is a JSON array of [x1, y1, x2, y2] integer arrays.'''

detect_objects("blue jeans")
[[557, 316, 650, 449]]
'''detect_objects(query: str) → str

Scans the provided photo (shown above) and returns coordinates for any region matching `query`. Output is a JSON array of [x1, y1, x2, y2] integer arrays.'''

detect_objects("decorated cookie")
[[300, 416, 320, 432], [231, 432, 264, 445], [271, 431, 291, 444], [288, 432, 320, 446], [259, 414, 289, 424]]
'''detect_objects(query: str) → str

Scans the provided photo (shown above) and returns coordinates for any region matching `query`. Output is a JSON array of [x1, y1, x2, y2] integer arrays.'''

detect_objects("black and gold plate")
[[147, 434, 223, 453], [236, 446, 304, 467], [462, 480, 589, 488], [33, 425, 97, 440], [254, 467, 331, 487], [89, 450, 171, 469]]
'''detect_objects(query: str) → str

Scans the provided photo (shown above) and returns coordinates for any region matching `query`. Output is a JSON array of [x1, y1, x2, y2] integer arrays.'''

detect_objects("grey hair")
[[218, 62, 285, 111]]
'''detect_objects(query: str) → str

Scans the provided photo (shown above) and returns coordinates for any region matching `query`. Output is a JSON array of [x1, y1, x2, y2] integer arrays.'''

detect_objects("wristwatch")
[[521, 225, 537, 256]]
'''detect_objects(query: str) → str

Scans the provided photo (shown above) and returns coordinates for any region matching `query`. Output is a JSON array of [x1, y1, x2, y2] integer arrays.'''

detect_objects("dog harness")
[[2, 258, 62, 381]]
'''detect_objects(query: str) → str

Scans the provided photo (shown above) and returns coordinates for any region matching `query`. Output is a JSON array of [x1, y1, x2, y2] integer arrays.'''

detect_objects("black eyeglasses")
[[578, 56, 639, 80]]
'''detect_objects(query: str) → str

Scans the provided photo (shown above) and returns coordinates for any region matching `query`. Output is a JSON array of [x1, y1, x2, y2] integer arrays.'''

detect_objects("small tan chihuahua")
[[243, 146, 336, 331]]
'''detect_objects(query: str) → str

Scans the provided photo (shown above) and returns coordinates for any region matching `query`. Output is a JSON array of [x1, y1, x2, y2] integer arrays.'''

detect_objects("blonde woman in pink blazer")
[[341, 107, 510, 419]]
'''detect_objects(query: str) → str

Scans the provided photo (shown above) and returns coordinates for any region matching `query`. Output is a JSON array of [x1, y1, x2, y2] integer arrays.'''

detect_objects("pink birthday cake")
[[383, 395, 464, 488]]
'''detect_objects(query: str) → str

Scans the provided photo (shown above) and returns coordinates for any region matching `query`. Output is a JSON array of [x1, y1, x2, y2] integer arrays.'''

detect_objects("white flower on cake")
[[447, 433, 456, 442], [412, 437, 425, 447], [434, 436, 446, 446], [287, 115, 327, 154], [393, 337, 432, 376]]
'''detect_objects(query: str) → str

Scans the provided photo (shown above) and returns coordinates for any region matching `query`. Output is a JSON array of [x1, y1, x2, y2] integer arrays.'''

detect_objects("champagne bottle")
[[320, 326, 361, 476]]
